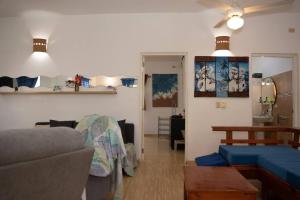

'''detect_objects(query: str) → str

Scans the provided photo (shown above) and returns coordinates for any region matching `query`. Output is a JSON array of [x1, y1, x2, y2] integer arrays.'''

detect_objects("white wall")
[[252, 57, 293, 78], [0, 11, 299, 160], [144, 56, 184, 134]]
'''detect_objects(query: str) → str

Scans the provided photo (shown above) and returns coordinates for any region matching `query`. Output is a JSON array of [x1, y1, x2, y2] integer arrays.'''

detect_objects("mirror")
[[261, 77, 276, 105], [252, 55, 293, 127]]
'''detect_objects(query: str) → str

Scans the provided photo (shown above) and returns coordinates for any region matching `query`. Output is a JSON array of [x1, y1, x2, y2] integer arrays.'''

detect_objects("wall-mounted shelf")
[[0, 90, 117, 95]]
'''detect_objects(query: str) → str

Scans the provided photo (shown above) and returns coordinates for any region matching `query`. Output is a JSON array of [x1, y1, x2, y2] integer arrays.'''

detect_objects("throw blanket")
[[76, 114, 126, 200], [123, 143, 138, 176]]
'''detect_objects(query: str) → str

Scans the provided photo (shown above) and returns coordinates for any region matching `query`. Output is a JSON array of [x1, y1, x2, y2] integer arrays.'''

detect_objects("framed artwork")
[[152, 74, 178, 107], [194, 56, 249, 97]]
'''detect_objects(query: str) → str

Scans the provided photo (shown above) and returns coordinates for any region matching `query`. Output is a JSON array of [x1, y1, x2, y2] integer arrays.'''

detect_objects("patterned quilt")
[[76, 114, 126, 200]]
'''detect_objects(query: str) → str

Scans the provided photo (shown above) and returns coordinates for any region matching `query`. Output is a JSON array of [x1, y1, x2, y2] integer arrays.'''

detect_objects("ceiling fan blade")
[[197, 0, 232, 12], [214, 17, 229, 28], [244, 0, 295, 15]]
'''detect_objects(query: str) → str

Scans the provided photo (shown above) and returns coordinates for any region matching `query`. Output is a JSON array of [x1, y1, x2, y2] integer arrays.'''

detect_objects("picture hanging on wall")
[[152, 74, 178, 107], [194, 56, 249, 97]]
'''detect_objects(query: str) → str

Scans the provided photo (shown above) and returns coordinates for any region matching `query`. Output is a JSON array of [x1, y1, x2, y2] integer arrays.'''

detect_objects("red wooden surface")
[[184, 166, 257, 200]]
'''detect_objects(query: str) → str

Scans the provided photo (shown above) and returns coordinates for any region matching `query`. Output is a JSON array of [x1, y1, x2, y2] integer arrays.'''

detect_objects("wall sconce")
[[33, 38, 47, 52], [215, 36, 230, 50]]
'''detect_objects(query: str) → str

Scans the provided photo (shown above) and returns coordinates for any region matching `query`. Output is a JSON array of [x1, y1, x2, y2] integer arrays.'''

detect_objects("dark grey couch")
[[0, 127, 94, 200]]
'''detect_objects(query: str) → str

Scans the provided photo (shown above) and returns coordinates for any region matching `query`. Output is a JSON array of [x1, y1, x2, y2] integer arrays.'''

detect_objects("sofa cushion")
[[50, 120, 77, 128], [195, 153, 228, 166], [0, 127, 85, 166], [219, 145, 262, 165], [287, 166, 300, 189], [219, 145, 295, 165], [258, 151, 300, 189], [117, 120, 126, 138]]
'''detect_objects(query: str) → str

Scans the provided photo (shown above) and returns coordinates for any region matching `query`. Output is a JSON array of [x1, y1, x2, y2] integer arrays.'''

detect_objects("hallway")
[[123, 136, 184, 200]]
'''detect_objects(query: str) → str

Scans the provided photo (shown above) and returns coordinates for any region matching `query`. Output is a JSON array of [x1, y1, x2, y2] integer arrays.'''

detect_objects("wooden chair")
[[174, 130, 185, 151], [158, 117, 170, 137]]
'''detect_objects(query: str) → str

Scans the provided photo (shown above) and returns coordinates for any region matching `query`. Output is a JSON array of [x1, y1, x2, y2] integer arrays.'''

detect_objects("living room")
[[0, 0, 299, 200]]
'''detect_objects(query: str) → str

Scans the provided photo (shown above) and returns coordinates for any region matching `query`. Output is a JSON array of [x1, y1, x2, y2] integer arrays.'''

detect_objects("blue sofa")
[[219, 145, 300, 189], [212, 126, 300, 200]]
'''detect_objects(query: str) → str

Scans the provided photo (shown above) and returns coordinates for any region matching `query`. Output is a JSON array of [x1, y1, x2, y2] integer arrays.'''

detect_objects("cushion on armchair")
[[195, 153, 228, 166], [0, 127, 84, 166]]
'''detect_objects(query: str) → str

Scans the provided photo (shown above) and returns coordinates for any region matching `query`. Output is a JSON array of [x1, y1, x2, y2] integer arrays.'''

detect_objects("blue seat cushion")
[[287, 166, 300, 189], [258, 152, 300, 189], [195, 153, 228, 166], [219, 145, 264, 165], [219, 145, 295, 165]]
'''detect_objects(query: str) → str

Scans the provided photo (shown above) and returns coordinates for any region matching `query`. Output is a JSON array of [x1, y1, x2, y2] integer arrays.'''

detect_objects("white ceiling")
[[0, 0, 299, 17]]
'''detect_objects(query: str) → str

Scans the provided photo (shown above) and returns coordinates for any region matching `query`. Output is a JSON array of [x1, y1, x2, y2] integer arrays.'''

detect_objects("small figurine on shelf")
[[75, 74, 82, 92], [53, 85, 62, 92], [65, 80, 75, 88]]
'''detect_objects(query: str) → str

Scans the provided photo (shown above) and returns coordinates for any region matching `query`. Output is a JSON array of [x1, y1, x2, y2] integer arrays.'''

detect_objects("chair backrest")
[[0, 127, 94, 200]]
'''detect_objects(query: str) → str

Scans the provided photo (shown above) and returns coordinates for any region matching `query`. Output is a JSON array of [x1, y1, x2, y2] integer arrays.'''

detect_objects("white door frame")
[[251, 53, 299, 126], [139, 52, 189, 160]]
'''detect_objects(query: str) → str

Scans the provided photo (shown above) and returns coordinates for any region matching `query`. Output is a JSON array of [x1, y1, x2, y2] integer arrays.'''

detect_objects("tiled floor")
[[123, 135, 184, 200]]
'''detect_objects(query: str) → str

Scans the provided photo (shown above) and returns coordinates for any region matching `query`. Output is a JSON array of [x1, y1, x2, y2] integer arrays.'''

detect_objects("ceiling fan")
[[203, 0, 295, 30]]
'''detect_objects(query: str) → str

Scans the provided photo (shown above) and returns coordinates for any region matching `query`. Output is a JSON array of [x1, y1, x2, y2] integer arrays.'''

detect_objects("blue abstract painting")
[[152, 74, 178, 107]]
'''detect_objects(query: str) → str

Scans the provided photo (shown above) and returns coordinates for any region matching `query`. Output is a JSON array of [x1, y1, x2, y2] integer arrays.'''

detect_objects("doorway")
[[124, 52, 188, 200], [140, 53, 188, 160], [251, 53, 299, 142]]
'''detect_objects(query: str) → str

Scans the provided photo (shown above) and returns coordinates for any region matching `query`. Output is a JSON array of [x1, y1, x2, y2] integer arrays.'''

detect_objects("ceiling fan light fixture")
[[227, 15, 244, 30]]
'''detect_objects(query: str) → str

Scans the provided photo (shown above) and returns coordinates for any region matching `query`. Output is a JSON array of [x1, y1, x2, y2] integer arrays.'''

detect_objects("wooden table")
[[184, 166, 257, 200]]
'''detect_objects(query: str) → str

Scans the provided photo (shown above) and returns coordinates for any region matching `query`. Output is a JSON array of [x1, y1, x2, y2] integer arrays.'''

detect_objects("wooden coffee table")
[[184, 166, 257, 200]]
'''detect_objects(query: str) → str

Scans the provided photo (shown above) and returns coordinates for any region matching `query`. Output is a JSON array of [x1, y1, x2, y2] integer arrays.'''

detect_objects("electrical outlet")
[[289, 28, 295, 33], [216, 102, 226, 108]]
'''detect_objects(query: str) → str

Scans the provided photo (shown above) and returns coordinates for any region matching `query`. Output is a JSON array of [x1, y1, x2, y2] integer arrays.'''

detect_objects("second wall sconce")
[[215, 36, 230, 50], [33, 38, 47, 52]]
